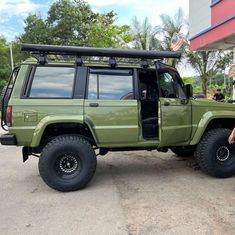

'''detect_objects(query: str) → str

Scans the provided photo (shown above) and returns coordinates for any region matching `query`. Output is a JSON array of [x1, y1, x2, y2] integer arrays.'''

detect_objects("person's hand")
[[228, 131, 235, 144]]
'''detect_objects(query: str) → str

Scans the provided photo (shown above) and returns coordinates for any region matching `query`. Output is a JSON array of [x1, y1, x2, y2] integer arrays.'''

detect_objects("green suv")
[[1, 44, 235, 192]]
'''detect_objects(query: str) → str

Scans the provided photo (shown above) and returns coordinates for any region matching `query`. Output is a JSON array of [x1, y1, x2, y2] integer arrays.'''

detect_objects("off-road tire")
[[39, 135, 97, 192], [171, 146, 195, 157], [195, 128, 235, 178]]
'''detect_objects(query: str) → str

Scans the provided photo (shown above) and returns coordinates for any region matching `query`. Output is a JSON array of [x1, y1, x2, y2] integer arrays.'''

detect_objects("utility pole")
[[9, 43, 14, 71]]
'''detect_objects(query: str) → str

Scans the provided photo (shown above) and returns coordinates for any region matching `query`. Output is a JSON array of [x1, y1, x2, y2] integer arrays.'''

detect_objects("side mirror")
[[184, 84, 193, 98]]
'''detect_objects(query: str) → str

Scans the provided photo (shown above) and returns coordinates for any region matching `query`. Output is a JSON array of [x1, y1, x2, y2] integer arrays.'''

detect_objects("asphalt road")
[[1, 144, 235, 235]]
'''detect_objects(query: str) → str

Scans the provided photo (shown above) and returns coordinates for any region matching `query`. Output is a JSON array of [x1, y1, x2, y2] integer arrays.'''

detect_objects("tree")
[[0, 37, 11, 91], [86, 11, 132, 48], [160, 8, 187, 66], [131, 16, 160, 50], [19, 0, 131, 48], [47, 0, 95, 45], [19, 14, 52, 44], [0, 37, 11, 79], [187, 51, 232, 97], [160, 8, 186, 50]]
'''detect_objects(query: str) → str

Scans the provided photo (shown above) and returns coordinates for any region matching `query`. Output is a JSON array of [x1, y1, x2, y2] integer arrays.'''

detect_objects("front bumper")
[[0, 134, 17, 145]]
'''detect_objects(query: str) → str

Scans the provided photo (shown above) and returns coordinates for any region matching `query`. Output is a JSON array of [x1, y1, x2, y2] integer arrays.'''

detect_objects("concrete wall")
[[189, 0, 211, 38]]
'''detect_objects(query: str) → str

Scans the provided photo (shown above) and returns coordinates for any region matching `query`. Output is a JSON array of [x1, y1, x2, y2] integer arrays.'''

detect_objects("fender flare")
[[30, 115, 98, 147], [190, 111, 235, 145]]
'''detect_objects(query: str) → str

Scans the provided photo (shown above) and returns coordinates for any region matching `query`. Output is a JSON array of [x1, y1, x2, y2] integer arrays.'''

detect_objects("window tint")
[[159, 70, 186, 99], [159, 72, 177, 98], [29, 67, 75, 98], [88, 73, 98, 99], [88, 69, 134, 100]]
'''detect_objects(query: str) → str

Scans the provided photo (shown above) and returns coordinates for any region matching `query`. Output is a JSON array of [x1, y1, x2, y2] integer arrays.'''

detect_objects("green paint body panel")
[[5, 63, 235, 148], [84, 100, 139, 145], [189, 99, 235, 145]]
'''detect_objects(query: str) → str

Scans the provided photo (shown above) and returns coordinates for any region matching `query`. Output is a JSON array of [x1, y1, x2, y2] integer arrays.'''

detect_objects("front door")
[[157, 68, 192, 146], [84, 67, 139, 146]]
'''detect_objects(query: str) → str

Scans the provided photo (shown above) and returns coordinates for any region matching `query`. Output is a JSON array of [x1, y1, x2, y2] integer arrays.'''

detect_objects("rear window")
[[29, 67, 75, 98]]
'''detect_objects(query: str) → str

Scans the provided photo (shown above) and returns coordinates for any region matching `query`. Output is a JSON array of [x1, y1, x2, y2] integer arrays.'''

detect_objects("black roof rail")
[[21, 44, 181, 59]]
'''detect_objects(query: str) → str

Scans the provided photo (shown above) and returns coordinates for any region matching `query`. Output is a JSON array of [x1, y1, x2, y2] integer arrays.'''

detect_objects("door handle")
[[164, 101, 170, 106], [89, 103, 99, 107]]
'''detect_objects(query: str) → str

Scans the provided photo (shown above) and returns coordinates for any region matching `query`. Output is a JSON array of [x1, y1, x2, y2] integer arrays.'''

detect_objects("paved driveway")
[[0, 142, 235, 235]]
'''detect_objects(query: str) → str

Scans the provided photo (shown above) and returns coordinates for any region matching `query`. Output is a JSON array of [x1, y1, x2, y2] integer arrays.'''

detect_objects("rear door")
[[158, 68, 192, 146], [84, 68, 139, 146]]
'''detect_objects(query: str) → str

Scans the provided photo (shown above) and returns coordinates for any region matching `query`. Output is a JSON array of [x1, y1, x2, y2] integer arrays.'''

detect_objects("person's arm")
[[228, 128, 235, 144]]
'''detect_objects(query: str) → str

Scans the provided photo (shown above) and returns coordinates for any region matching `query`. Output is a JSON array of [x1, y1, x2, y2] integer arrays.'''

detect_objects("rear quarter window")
[[29, 66, 75, 98]]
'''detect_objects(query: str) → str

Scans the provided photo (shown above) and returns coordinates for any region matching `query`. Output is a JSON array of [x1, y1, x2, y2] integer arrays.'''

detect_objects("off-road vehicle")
[[1, 44, 235, 192]]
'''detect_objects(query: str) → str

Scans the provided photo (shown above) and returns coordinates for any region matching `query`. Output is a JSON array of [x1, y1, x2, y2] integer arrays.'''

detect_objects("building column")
[[233, 47, 235, 101]]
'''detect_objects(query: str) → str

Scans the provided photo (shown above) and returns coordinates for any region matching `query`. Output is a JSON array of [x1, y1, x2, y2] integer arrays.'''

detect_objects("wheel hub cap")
[[216, 146, 230, 162], [59, 155, 78, 174]]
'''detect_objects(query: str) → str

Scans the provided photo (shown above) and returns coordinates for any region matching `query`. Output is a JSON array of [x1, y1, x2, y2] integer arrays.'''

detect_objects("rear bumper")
[[0, 134, 17, 145]]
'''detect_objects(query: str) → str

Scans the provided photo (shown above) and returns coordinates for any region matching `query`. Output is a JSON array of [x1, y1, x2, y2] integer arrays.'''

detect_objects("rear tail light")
[[5, 106, 12, 127]]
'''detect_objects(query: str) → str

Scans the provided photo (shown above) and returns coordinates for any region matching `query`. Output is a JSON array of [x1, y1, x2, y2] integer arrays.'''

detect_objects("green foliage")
[[47, 0, 95, 45], [131, 16, 160, 50], [0, 79, 7, 93], [86, 12, 132, 48], [160, 8, 185, 51], [0, 37, 11, 81], [1, 2, 233, 101], [19, 14, 52, 44], [182, 76, 203, 95], [160, 8, 187, 66], [187, 51, 232, 97], [182, 76, 194, 85], [18, 0, 131, 48]]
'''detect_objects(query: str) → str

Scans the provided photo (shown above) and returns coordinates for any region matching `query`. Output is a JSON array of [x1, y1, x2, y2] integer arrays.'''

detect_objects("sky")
[[0, 0, 192, 76], [0, 0, 189, 40]]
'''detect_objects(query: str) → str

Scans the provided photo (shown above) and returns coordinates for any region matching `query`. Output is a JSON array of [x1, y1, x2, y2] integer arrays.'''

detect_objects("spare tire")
[[1, 85, 12, 112]]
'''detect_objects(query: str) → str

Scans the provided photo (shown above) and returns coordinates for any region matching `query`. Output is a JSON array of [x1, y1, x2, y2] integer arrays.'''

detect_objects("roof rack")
[[21, 44, 181, 60]]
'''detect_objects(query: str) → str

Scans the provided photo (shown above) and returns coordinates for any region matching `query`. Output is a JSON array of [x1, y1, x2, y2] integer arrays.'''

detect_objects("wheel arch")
[[190, 115, 235, 145], [30, 115, 98, 147]]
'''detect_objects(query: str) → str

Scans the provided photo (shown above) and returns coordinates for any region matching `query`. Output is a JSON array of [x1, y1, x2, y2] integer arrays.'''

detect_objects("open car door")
[[157, 67, 192, 146]]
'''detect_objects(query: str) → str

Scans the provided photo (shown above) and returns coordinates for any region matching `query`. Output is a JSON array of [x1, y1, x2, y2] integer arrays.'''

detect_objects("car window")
[[29, 67, 75, 98], [159, 70, 186, 99], [159, 72, 177, 98], [88, 69, 134, 100]]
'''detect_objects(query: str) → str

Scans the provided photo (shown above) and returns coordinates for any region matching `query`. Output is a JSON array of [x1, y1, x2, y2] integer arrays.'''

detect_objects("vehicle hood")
[[191, 98, 235, 112]]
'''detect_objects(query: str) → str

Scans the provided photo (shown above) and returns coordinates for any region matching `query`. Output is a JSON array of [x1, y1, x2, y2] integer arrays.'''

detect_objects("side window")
[[88, 69, 134, 100], [29, 67, 75, 98], [159, 72, 177, 98], [159, 71, 186, 99]]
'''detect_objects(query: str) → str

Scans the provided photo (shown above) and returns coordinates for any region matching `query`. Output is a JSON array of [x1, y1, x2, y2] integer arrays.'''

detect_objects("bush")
[[0, 80, 7, 94]]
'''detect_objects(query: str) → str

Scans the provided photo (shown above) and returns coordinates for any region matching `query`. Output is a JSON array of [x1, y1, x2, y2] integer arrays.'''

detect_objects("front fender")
[[190, 111, 235, 145], [30, 115, 84, 147]]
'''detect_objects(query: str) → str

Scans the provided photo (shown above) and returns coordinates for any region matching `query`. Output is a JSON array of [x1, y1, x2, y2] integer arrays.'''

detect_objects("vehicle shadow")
[[90, 152, 201, 188]]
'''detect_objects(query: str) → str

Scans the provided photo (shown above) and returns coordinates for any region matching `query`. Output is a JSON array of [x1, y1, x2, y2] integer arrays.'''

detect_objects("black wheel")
[[171, 146, 195, 157], [195, 128, 235, 178], [39, 135, 97, 192]]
